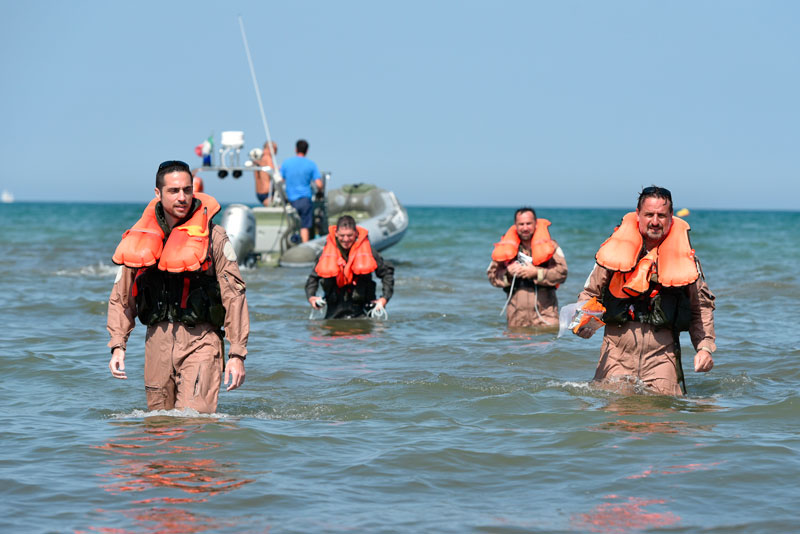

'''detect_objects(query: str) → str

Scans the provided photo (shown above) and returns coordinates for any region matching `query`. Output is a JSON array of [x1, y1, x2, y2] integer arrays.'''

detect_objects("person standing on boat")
[[573, 186, 716, 395], [106, 160, 249, 413], [280, 139, 323, 242], [306, 215, 394, 319], [253, 140, 277, 206], [488, 207, 568, 328]]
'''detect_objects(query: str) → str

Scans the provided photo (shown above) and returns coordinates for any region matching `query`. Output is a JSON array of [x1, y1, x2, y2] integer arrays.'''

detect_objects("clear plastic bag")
[[308, 298, 327, 320], [557, 297, 605, 338]]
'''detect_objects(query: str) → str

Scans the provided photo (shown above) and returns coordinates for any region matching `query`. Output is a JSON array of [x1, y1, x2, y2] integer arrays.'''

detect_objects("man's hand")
[[574, 325, 596, 339], [373, 297, 387, 309], [507, 261, 536, 279], [224, 356, 246, 391], [694, 349, 714, 372], [109, 348, 127, 379], [309, 296, 325, 309]]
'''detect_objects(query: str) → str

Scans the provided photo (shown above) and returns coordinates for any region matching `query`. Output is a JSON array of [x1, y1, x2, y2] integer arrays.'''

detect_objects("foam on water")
[[54, 261, 120, 278], [109, 408, 231, 420]]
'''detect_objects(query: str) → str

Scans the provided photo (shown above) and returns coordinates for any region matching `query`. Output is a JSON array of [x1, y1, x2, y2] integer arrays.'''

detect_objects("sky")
[[1, 0, 798, 210]]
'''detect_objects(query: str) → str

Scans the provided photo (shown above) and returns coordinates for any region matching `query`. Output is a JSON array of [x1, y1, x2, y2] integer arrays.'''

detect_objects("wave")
[[108, 408, 231, 420], [54, 261, 119, 278]]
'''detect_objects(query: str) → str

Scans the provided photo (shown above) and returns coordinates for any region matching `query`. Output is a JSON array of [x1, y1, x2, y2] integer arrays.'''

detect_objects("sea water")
[[0, 203, 798, 533]]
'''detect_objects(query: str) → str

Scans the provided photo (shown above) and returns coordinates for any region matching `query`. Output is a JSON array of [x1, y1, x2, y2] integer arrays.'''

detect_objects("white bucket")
[[221, 131, 245, 149]]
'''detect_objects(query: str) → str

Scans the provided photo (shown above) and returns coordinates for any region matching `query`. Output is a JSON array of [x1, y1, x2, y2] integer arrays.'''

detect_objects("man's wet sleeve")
[[213, 226, 249, 358], [487, 260, 510, 288], [306, 256, 322, 299], [374, 250, 394, 302], [688, 260, 716, 354], [576, 264, 610, 303], [537, 242, 568, 287], [107, 265, 137, 352]]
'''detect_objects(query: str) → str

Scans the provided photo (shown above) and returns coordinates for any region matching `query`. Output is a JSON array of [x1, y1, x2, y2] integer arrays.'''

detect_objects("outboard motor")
[[220, 204, 256, 265]]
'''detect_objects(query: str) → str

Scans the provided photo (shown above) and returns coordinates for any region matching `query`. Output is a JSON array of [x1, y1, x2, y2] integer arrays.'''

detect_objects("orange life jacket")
[[491, 219, 557, 265], [315, 225, 378, 287], [596, 212, 697, 298], [112, 193, 221, 273]]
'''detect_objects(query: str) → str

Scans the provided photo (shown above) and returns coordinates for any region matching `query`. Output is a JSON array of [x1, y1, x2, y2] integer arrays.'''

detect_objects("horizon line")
[[1, 200, 797, 213]]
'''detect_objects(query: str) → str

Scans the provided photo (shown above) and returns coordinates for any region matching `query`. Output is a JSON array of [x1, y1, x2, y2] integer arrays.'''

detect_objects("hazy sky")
[[1, 1, 798, 209]]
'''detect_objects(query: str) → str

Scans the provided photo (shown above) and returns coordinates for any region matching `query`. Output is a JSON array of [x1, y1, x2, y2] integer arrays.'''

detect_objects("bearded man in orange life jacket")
[[574, 186, 716, 396], [487, 207, 568, 328], [305, 215, 395, 319], [106, 160, 250, 413]]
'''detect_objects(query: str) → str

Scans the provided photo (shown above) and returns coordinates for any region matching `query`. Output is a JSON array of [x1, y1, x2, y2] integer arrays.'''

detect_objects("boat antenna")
[[238, 15, 276, 166]]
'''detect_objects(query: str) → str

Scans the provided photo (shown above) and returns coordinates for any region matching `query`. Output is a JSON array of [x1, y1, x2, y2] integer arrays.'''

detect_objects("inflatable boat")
[[193, 131, 407, 267], [221, 183, 408, 267]]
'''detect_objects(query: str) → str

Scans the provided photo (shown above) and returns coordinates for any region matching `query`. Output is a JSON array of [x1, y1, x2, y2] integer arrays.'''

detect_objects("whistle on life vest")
[[568, 297, 606, 334]]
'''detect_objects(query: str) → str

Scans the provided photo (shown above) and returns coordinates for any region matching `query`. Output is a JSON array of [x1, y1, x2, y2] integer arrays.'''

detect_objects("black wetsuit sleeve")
[[374, 250, 395, 302], [305, 259, 322, 300]]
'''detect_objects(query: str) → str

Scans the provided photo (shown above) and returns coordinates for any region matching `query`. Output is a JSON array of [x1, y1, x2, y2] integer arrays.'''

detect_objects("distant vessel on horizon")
[[1, 190, 13, 203]]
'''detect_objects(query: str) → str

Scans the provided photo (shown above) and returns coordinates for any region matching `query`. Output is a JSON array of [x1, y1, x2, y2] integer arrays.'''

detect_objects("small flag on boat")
[[194, 135, 213, 157]]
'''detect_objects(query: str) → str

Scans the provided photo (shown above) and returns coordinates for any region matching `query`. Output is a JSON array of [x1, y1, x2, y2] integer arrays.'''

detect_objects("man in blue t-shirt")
[[280, 139, 323, 242]]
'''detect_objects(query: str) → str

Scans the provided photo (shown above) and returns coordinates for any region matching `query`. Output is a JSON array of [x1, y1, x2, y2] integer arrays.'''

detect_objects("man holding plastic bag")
[[488, 207, 568, 328], [571, 187, 716, 395], [306, 215, 394, 319]]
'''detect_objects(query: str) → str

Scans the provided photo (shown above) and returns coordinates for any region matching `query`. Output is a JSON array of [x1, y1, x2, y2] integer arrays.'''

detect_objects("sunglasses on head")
[[157, 160, 191, 173], [641, 186, 672, 198]]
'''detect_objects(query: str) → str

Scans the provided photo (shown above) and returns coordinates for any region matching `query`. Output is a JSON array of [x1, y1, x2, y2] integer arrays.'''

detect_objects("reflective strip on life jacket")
[[491, 219, 556, 265]]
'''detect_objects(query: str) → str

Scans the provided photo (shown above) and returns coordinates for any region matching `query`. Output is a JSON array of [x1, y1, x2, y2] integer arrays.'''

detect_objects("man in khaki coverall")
[[487, 207, 568, 328], [107, 161, 249, 413], [575, 187, 716, 395]]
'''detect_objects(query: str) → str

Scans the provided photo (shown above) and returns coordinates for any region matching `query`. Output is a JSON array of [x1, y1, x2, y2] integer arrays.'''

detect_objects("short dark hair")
[[156, 160, 191, 190], [514, 206, 537, 222], [296, 139, 309, 155], [336, 215, 357, 230], [637, 186, 673, 213]]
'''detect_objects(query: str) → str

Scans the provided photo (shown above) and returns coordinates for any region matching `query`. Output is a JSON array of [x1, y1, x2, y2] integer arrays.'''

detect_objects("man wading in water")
[[487, 207, 568, 328], [574, 186, 716, 395], [107, 160, 250, 413], [305, 215, 394, 319]]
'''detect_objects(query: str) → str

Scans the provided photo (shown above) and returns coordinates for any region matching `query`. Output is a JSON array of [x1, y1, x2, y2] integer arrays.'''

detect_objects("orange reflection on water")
[[93, 427, 213, 458], [100, 456, 252, 499], [572, 495, 680, 533], [308, 318, 382, 340], [591, 419, 704, 435], [310, 333, 374, 343], [591, 396, 718, 435], [81, 505, 255, 534], [85, 418, 256, 533]]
